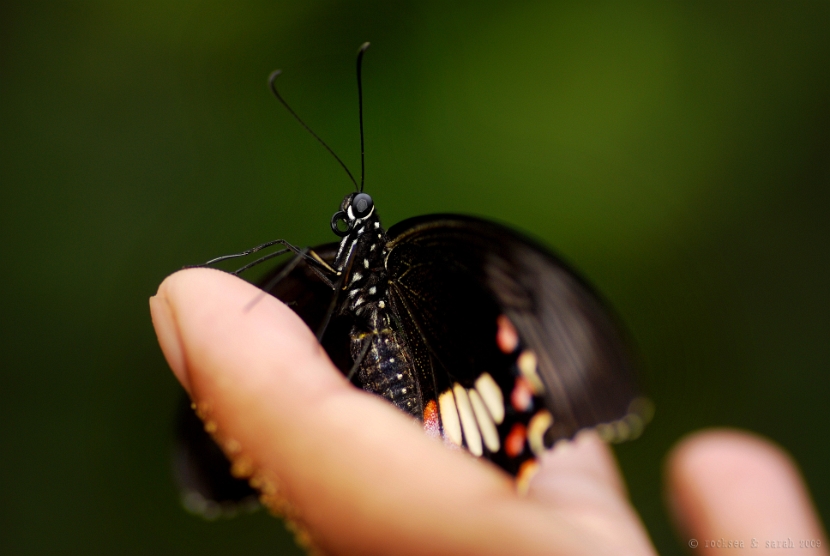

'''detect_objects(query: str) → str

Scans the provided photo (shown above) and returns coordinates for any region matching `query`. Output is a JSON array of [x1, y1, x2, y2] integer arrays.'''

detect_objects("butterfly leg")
[[244, 248, 338, 312], [199, 239, 338, 282], [201, 238, 300, 266]]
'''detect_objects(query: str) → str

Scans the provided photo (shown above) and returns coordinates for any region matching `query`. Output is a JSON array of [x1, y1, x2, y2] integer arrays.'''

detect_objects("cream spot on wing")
[[475, 373, 504, 424], [438, 390, 462, 446], [527, 409, 553, 456], [469, 389, 499, 452], [517, 350, 544, 394], [378, 300, 386, 308], [350, 272, 362, 285], [364, 258, 369, 269], [453, 384, 482, 457], [369, 286, 376, 295]]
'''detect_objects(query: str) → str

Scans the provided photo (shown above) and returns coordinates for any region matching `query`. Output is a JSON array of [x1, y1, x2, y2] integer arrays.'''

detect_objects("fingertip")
[[665, 428, 827, 547]]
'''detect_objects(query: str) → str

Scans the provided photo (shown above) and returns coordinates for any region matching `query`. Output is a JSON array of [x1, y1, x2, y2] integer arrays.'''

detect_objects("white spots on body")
[[374, 221, 380, 228], [453, 384, 483, 457], [438, 391, 462, 446], [396, 374, 403, 379], [469, 389, 500, 452], [527, 410, 553, 456], [369, 286, 376, 295], [475, 373, 504, 424], [389, 358, 395, 363]]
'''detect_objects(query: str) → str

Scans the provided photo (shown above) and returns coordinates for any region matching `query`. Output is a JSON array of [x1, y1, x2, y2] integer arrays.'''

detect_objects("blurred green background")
[[2, 1, 829, 554]]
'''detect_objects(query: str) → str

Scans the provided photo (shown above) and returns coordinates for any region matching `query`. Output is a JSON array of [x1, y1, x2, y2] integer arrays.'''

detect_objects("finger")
[[666, 429, 828, 555], [529, 432, 657, 556], [151, 268, 650, 555]]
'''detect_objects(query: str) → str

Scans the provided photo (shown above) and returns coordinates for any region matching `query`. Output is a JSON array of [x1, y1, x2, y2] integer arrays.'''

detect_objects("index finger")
[[151, 268, 643, 555]]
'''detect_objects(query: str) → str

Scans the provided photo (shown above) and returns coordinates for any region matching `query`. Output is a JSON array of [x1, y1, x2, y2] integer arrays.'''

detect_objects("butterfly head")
[[330, 192, 376, 237]]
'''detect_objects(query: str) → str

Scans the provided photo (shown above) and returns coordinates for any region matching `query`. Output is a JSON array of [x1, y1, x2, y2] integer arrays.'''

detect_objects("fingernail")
[[150, 293, 191, 393]]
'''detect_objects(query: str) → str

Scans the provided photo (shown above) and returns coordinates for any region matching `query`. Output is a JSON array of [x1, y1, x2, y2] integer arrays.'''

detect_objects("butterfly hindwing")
[[384, 214, 643, 474], [173, 243, 345, 515]]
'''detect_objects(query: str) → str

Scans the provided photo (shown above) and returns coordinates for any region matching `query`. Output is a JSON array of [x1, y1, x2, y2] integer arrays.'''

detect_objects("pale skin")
[[151, 268, 827, 556]]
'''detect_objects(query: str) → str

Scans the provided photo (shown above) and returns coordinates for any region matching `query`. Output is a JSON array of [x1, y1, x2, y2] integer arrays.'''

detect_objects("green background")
[[2, 2, 828, 554]]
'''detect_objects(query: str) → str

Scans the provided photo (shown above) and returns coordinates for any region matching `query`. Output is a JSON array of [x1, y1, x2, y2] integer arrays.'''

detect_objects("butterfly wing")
[[173, 243, 343, 516], [384, 214, 648, 476]]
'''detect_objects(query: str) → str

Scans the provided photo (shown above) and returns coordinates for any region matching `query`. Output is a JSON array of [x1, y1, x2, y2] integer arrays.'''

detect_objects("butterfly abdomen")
[[353, 323, 421, 418]]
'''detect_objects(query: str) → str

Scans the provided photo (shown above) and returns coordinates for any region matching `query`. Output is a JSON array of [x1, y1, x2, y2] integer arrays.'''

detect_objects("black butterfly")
[[174, 43, 650, 516]]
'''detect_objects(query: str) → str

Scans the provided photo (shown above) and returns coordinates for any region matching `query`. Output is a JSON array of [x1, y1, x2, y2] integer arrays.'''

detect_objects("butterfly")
[[174, 43, 651, 517]]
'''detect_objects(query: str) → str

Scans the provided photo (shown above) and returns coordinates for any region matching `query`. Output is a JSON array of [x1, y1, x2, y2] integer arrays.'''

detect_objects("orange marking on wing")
[[511, 376, 533, 412], [423, 399, 440, 438], [505, 423, 526, 458], [496, 314, 519, 354], [516, 459, 540, 495]]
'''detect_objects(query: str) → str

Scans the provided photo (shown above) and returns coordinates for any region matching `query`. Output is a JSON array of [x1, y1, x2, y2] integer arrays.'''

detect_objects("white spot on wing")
[[439, 390, 462, 446], [350, 272, 362, 285], [469, 389, 499, 452], [364, 258, 369, 269], [527, 410, 553, 456], [475, 373, 504, 424], [453, 384, 482, 457], [369, 286, 376, 295], [517, 350, 544, 394]]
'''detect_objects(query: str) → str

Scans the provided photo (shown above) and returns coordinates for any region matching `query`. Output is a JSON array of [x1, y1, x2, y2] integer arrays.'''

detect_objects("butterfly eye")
[[352, 193, 374, 218]]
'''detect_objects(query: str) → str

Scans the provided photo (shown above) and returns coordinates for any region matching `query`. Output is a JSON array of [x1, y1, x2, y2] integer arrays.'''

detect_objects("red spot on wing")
[[423, 399, 440, 438], [496, 314, 519, 354], [505, 423, 526, 457], [511, 377, 533, 412]]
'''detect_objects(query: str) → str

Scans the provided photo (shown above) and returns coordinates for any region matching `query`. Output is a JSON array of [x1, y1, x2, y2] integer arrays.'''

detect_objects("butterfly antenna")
[[356, 42, 370, 192], [268, 69, 358, 190]]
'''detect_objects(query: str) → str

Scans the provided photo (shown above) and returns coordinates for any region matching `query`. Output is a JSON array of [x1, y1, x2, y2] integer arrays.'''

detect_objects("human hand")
[[151, 268, 827, 555]]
